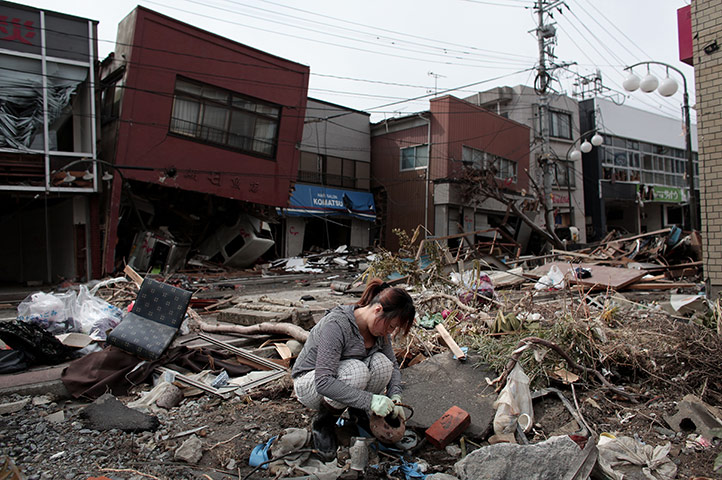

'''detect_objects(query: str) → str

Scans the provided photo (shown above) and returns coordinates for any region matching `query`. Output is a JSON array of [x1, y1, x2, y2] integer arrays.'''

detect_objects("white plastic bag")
[[72, 285, 124, 340], [534, 265, 565, 290], [493, 363, 534, 436], [17, 291, 78, 334]]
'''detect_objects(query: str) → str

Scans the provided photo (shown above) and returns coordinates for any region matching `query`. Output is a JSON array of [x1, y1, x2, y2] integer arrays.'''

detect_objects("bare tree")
[[457, 163, 566, 250]]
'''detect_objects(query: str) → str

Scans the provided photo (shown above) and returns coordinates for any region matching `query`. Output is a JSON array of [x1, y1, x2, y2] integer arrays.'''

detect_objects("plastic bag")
[[451, 270, 495, 305], [17, 286, 123, 340], [17, 291, 78, 334], [73, 285, 124, 340], [493, 363, 534, 436], [534, 265, 565, 290]]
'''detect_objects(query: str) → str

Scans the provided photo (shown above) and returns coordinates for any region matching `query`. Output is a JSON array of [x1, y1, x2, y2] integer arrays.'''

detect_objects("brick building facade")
[[692, 0, 722, 297]]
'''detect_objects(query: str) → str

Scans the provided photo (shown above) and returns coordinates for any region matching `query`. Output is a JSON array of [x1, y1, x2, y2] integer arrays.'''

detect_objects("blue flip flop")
[[249, 435, 277, 469]]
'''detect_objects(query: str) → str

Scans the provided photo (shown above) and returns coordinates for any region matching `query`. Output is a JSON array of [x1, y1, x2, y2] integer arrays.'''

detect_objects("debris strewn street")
[[2, 226, 721, 479]]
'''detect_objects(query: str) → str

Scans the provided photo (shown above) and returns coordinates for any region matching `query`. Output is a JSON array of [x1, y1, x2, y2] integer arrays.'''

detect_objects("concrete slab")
[[217, 307, 289, 325], [401, 351, 497, 439], [0, 363, 69, 398]]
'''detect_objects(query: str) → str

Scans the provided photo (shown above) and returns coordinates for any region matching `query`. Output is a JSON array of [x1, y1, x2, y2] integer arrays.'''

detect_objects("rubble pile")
[[2, 228, 722, 479]]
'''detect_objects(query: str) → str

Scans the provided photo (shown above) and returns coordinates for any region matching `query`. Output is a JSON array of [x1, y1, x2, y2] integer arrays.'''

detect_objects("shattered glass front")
[[0, 4, 97, 191]]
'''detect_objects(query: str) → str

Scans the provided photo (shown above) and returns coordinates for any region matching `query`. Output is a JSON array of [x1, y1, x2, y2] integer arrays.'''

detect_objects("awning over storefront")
[[280, 183, 376, 221]]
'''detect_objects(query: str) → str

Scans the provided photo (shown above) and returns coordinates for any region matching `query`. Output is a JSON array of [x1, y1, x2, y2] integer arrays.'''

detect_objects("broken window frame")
[[297, 151, 371, 190], [0, 6, 98, 193], [462, 145, 517, 183]]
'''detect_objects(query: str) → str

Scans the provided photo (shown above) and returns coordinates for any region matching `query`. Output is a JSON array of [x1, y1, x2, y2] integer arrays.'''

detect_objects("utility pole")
[[535, 0, 561, 238]]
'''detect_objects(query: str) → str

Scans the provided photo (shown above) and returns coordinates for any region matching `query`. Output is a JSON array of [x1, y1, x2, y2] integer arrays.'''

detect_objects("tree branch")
[[489, 336, 638, 403]]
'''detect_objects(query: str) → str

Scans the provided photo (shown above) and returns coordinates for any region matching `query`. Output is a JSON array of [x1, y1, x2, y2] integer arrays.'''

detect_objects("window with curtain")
[[169, 77, 280, 158], [543, 109, 572, 139]]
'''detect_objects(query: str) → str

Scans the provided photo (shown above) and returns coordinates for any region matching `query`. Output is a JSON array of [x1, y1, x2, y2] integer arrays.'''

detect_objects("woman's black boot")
[[311, 402, 342, 462]]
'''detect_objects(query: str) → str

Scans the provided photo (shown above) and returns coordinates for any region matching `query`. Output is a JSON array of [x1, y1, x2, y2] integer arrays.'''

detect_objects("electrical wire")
[[143, 0, 530, 69], [224, 0, 535, 63]]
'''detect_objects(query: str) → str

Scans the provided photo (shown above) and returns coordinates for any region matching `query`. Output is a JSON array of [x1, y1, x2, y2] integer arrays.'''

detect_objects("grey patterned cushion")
[[106, 312, 178, 360], [106, 279, 192, 360]]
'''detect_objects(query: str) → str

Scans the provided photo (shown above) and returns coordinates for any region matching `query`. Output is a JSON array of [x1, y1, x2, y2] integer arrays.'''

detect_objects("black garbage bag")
[[0, 350, 28, 373], [0, 320, 75, 366]]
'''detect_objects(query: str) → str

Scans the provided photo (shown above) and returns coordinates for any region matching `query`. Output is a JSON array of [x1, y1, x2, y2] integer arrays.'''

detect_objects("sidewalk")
[[0, 363, 70, 398]]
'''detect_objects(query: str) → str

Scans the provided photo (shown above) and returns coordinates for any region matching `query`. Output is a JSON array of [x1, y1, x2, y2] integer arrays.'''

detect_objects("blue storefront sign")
[[280, 184, 376, 221]]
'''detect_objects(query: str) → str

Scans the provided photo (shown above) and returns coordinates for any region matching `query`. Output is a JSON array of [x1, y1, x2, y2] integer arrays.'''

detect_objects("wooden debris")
[[529, 262, 646, 291], [435, 324, 466, 360]]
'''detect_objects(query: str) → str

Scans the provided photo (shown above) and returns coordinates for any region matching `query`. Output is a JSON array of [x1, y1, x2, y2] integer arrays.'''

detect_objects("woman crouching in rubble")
[[291, 278, 415, 461]]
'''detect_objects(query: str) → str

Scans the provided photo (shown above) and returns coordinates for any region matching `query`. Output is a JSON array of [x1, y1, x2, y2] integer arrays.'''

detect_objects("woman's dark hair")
[[356, 278, 415, 335]]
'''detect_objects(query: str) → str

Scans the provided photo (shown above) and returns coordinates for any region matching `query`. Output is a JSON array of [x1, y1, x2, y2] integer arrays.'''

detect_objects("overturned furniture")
[[106, 278, 192, 360]]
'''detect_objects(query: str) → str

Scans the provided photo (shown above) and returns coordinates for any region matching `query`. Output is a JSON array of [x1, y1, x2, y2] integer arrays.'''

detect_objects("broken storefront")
[[279, 183, 376, 257]]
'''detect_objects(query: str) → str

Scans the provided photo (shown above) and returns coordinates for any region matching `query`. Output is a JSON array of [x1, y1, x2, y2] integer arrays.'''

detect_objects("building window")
[[547, 110, 572, 139], [600, 135, 696, 188], [462, 145, 485, 167], [400, 144, 428, 170], [356, 161, 370, 189], [298, 152, 321, 183], [496, 157, 517, 182], [298, 152, 370, 190], [462, 145, 517, 182], [169, 77, 280, 158]]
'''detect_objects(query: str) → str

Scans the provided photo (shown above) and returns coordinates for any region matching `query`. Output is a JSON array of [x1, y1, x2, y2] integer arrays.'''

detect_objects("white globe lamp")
[[591, 133, 603, 146], [623, 73, 641, 92], [657, 77, 678, 97], [580, 140, 593, 153], [569, 149, 582, 162], [640, 74, 659, 93]]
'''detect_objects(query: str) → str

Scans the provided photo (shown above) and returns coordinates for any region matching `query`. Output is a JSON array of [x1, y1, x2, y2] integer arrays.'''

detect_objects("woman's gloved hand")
[[370, 395, 394, 417], [390, 394, 406, 421]]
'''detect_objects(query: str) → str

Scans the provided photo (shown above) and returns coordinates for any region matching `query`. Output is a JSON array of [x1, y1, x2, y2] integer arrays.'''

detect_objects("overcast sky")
[[16, 0, 694, 126]]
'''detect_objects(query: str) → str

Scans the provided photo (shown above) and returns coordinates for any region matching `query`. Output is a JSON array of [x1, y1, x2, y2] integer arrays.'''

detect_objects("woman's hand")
[[370, 395, 394, 416], [390, 394, 406, 420]]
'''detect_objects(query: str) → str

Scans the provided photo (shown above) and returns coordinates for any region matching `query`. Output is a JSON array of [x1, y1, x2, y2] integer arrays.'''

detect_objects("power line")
[[220, 0, 534, 63], [144, 0, 530, 69], [255, 0, 535, 60]]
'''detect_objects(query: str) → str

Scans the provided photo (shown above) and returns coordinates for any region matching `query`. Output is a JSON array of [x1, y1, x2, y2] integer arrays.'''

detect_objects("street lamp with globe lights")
[[564, 130, 604, 228], [622, 61, 698, 231], [568, 131, 604, 163]]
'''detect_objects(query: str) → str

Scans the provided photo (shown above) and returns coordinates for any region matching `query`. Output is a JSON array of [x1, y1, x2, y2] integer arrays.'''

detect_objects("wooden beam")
[[435, 324, 466, 360]]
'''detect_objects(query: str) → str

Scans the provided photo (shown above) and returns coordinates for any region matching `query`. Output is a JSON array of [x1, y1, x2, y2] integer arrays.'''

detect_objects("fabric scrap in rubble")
[[61, 346, 253, 399]]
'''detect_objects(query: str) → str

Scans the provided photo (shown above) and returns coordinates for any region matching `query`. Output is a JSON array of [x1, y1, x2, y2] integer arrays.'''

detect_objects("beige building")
[[465, 86, 586, 243], [692, 1, 722, 297]]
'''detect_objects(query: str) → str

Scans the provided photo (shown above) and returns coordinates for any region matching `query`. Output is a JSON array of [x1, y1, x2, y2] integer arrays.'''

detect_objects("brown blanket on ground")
[[61, 345, 254, 399]]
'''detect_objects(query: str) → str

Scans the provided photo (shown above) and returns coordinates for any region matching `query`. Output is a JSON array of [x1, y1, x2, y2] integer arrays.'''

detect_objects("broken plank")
[[435, 324, 466, 360], [123, 265, 144, 287]]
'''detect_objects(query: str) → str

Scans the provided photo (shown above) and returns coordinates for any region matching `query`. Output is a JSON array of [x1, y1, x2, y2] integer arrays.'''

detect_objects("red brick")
[[425, 406, 471, 448]]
